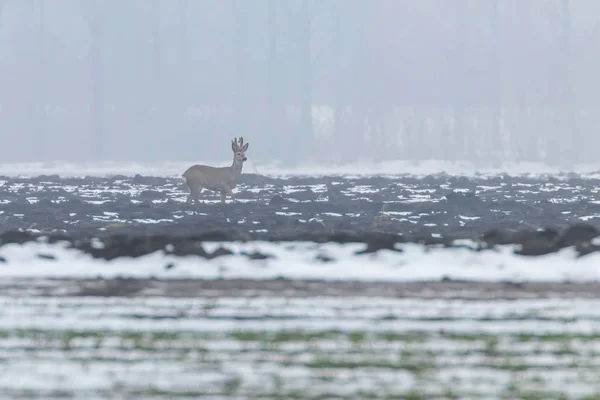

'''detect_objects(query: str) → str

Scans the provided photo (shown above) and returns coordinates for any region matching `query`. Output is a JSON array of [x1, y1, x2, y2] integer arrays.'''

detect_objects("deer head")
[[231, 136, 249, 166]]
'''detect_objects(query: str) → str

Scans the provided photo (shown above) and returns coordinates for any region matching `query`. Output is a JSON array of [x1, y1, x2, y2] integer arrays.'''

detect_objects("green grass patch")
[[306, 357, 436, 374]]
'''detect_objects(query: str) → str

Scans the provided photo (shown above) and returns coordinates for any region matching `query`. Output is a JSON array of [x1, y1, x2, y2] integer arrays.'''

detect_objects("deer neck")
[[231, 158, 244, 178]]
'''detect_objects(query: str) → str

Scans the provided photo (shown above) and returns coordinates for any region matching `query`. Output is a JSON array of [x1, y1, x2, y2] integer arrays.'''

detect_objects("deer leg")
[[220, 190, 226, 204], [194, 187, 203, 205], [228, 188, 236, 203]]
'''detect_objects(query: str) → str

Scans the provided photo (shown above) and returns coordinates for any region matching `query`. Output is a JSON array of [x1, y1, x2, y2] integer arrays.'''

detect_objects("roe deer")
[[182, 136, 249, 204]]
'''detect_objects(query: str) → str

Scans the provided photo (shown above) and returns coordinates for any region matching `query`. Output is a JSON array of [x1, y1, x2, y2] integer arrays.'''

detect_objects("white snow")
[[2, 159, 600, 178], [0, 239, 599, 282], [0, 294, 599, 399]]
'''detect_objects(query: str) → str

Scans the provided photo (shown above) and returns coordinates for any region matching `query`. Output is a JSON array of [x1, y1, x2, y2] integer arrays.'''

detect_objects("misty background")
[[0, 0, 595, 167]]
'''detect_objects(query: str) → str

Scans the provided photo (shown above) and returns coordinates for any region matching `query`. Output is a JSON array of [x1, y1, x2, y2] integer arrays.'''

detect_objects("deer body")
[[182, 137, 249, 204]]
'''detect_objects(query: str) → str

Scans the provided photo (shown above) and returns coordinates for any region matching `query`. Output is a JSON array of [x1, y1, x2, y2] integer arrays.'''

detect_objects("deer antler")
[[231, 137, 245, 151]]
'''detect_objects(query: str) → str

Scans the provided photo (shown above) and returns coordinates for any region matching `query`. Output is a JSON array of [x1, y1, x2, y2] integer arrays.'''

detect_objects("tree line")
[[0, 0, 595, 167]]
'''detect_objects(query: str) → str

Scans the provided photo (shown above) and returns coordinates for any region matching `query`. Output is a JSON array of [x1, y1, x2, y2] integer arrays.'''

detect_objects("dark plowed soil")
[[1, 173, 600, 260], [1, 173, 599, 237]]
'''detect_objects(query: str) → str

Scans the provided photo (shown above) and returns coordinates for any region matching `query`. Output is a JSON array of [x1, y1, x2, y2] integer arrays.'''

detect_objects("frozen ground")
[[0, 161, 600, 398], [1, 239, 600, 283], [1, 161, 600, 282], [1, 296, 600, 399], [2, 164, 600, 239]]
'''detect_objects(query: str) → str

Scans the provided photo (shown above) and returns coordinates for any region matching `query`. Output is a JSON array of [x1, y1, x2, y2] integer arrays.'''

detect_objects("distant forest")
[[0, 0, 595, 166]]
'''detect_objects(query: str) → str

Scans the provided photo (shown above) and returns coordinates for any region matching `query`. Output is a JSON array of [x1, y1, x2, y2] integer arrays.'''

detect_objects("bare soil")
[[1, 277, 598, 299]]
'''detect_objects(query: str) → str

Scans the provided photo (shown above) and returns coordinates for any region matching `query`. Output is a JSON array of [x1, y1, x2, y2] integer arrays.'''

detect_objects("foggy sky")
[[0, 0, 597, 166]]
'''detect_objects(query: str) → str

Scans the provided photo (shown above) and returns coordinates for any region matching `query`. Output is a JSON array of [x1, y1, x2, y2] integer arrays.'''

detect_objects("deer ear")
[[232, 141, 237, 151], [243, 143, 249, 151]]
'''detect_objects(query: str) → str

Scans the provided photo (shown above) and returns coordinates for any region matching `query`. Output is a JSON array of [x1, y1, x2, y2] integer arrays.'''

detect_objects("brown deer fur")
[[182, 137, 249, 204]]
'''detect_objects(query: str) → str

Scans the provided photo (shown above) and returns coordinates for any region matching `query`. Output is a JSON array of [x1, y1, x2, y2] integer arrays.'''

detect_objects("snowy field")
[[3, 159, 600, 179], [1, 238, 600, 283], [0, 160, 600, 398], [1, 159, 600, 283], [2, 296, 600, 398]]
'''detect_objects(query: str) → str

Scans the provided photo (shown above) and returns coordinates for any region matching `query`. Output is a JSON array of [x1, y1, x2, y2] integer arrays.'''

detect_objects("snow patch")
[[0, 240, 598, 283], [2, 160, 600, 179]]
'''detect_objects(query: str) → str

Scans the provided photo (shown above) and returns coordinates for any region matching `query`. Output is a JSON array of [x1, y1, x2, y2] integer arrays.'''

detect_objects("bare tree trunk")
[[178, 0, 189, 145], [266, 0, 278, 162], [31, 0, 46, 161], [560, 0, 575, 166], [232, 0, 246, 143], [374, 106, 391, 160], [344, 0, 367, 163], [149, 0, 163, 160], [295, 0, 313, 165], [86, 1, 105, 161], [329, 0, 342, 164], [489, 0, 502, 166], [152, 0, 160, 83], [404, 107, 419, 161], [540, 0, 572, 166], [452, 0, 468, 162], [179, 0, 188, 89], [0, 0, 4, 150]]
